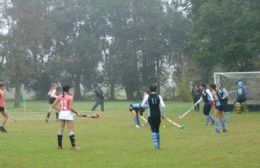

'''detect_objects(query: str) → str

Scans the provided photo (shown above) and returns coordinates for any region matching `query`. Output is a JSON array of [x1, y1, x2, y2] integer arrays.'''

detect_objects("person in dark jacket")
[[191, 85, 201, 111], [91, 84, 104, 112]]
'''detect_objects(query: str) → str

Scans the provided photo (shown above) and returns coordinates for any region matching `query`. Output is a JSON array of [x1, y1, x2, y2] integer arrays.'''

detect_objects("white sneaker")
[[135, 125, 141, 128]]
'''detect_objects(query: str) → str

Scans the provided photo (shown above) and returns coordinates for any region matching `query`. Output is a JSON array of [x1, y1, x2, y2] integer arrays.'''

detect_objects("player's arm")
[[71, 108, 80, 116], [69, 96, 80, 116], [159, 95, 166, 118], [52, 96, 60, 111], [141, 94, 148, 107], [206, 89, 215, 106]]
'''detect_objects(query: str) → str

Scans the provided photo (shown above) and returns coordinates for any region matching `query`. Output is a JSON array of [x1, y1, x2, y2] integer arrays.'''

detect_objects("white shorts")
[[58, 110, 74, 121]]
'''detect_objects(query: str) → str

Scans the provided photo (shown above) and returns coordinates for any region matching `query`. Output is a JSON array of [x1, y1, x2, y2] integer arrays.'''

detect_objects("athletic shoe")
[[57, 146, 63, 150], [215, 130, 220, 134], [72, 146, 80, 151], [135, 125, 141, 128], [179, 125, 184, 129], [0, 127, 7, 133], [223, 129, 227, 133]]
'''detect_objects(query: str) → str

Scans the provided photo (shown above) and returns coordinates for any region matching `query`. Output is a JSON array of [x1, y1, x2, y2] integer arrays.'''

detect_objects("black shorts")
[[203, 103, 211, 115], [148, 115, 161, 133], [0, 106, 5, 113], [49, 97, 56, 104]]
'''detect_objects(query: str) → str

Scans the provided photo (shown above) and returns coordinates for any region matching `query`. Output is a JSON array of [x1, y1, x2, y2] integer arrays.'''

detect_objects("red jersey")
[[0, 90, 5, 107], [59, 95, 72, 111]]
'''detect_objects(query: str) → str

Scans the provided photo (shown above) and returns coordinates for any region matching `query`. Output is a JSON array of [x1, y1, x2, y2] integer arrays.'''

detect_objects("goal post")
[[214, 71, 260, 107]]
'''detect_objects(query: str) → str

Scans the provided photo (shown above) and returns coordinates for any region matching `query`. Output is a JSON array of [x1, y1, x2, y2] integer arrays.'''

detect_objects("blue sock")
[[225, 112, 230, 121], [152, 133, 159, 149], [215, 119, 219, 132], [210, 115, 215, 122], [134, 117, 138, 126], [156, 133, 160, 149], [206, 115, 213, 123], [206, 115, 210, 123], [221, 119, 226, 131], [136, 117, 140, 126]]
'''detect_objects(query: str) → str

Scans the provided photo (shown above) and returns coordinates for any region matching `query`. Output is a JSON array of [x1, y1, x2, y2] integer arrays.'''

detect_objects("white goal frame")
[[214, 71, 260, 105]]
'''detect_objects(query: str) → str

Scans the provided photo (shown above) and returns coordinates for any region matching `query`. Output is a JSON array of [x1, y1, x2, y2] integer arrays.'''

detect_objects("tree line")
[[0, 0, 259, 106]]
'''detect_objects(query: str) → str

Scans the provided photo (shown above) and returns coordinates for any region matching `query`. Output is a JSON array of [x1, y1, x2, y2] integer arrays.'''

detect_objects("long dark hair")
[[149, 85, 157, 92], [62, 85, 71, 97]]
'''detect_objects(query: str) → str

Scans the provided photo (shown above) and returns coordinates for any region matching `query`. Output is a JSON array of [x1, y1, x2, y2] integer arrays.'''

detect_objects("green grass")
[[1, 101, 260, 168]]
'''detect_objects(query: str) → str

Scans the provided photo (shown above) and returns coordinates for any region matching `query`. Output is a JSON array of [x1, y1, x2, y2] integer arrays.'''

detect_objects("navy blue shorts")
[[0, 106, 5, 113], [203, 103, 211, 115]]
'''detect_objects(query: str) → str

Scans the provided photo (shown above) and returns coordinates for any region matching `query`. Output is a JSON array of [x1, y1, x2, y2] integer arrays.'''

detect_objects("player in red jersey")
[[0, 82, 9, 133], [52, 85, 80, 151]]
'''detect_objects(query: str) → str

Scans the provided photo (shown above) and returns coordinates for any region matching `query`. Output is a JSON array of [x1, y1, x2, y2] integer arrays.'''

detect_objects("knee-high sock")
[[57, 135, 63, 147], [225, 112, 230, 121], [69, 131, 76, 147], [136, 117, 140, 126], [221, 119, 226, 130], [215, 119, 219, 132], [152, 132, 159, 149], [69, 135, 76, 147], [206, 115, 213, 123], [156, 133, 160, 148], [134, 116, 140, 126], [46, 112, 51, 119], [206, 115, 209, 123]]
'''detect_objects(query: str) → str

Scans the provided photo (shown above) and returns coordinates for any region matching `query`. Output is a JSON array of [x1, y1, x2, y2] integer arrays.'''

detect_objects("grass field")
[[1, 101, 260, 168]]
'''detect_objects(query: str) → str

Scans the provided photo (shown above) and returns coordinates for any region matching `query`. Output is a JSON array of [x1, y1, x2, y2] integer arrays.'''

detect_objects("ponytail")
[[62, 85, 71, 97]]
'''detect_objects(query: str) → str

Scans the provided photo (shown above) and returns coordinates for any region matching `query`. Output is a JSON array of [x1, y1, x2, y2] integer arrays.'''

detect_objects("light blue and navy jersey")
[[148, 94, 161, 117], [131, 103, 141, 109], [141, 92, 165, 117]]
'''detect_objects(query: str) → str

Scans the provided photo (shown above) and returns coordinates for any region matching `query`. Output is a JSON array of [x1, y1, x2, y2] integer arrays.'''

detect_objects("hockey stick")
[[179, 98, 202, 119], [163, 116, 184, 129], [140, 115, 148, 124], [71, 108, 100, 119], [78, 113, 100, 119]]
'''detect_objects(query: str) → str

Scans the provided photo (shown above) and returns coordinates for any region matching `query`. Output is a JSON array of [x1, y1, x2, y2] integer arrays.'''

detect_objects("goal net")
[[214, 71, 260, 105]]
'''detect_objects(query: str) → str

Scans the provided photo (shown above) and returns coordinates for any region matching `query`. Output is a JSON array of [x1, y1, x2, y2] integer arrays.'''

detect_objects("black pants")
[[148, 116, 161, 133], [193, 98, 200, 111], [91, 98, 104, 111], [203, 103, 211, 116]]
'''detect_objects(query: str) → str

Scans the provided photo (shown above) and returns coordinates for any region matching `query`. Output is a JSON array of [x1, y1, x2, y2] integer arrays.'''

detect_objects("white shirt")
[[221, 88, 229, 99], [202, 89, 214, 102], [48, 90, 58, 99]]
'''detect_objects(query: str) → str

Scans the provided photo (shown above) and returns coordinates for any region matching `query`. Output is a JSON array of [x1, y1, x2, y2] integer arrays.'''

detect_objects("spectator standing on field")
[[191, 85, 201, 112], [91, 83, 104, 112]]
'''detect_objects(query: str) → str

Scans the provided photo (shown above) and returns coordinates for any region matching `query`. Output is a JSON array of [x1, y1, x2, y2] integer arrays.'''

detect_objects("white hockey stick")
[[140, 115, 148, 124], [179, 98, 202, 119], [163, 116, 184, 129]]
